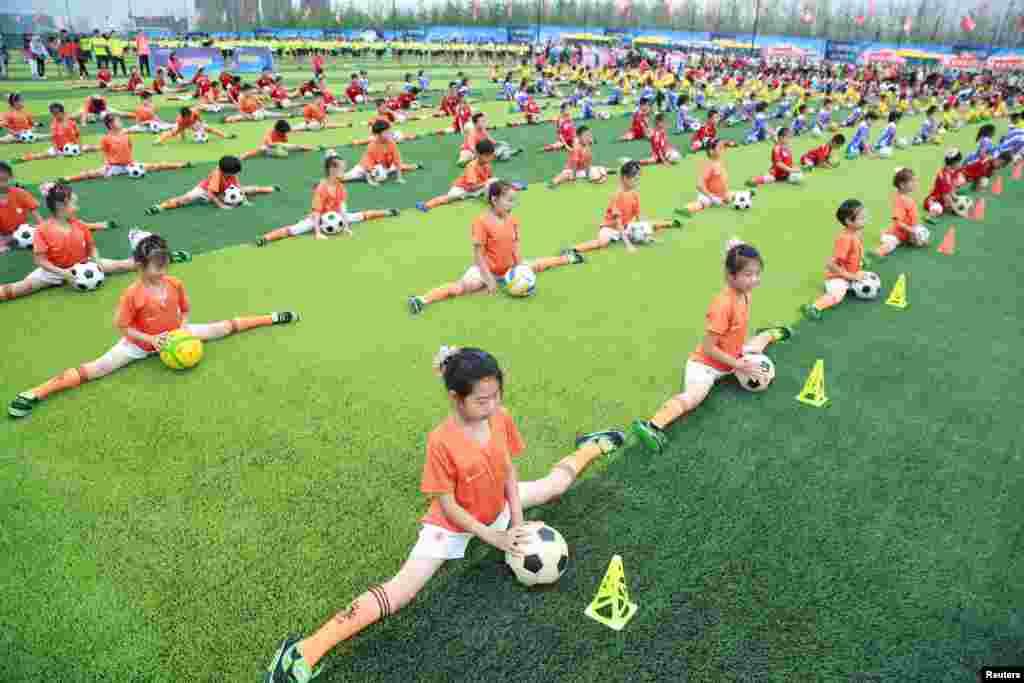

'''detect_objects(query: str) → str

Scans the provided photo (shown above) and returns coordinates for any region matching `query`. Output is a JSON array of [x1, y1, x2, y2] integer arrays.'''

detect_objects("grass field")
[[2, 59, 1023, 682]]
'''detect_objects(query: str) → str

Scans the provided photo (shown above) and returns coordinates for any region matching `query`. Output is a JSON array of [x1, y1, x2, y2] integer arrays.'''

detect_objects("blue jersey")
[[875, 123, 896, 149], [844, 106, 862, 125], [402, 82, 415, 93], [752, 112, 767, 133], [641, 86, 655, 102], [675, 105, 694, 130], [503, 82, 515, 100], [514, 90, 529, 109], [581, 96, 595, 119], [965, 136, 994, 163], [848, 122, 869, 151], [358, 78, 369, 92], [816, 109, 832, 127], [418, 76, 429, 91], [695, 91, 706, 107], [793, 114, 807, 134], [457, 84, 469, 98], [998, 127, 1024, 154], [918, 118, 935, 140], [607, 87, 622, 105]]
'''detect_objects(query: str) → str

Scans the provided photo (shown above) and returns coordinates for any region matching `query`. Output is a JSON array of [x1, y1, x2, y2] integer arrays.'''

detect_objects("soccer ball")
[[502, 264, 537, 297], [148, 120, 164, 133], [734, 353, 775, 392], [159, 329, 204, 370], [895, 137, 909, 149], [732, 191, 753, 210], [927, 200, 943, 217], [588, 166, 608, 183], [877, 146, 893, 158], [978, 177, 990, 189], [852, 271, 882, 300], [17, 130, 36, 143], [355, 95, 366, 104], [666, 148, 682, 162], [223, 185, 244, 206], [70, 261, 105, 291], [38, 182, 55, 198], [953, 195, 973, 215], [626, 221, 654, 244], [787, 171, 804, 184], [127, 163, 146, 178], [597, 111, 611, 120], [62, 143, 81, 157], [494, 143, 515, 162], [324, 148, 338, 159], [193, 129, 209, 144], [371, 166, 389, 183], [252, 110, 266, 121], [206, 104, 222, 113], [505, 523, 569, 587], [12, 224, 34, 249], [320, 211, 343, 234], [911, 224, 931, 245]]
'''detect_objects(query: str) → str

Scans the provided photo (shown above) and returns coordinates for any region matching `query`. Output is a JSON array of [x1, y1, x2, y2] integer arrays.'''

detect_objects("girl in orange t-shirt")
[[124, 92, 175, 134], [259, 347, 624, 680], [239, 119, 318, 161], [876, 167, 931, 258], [632, 241, 793, 453], [155, 106, 233, 145], [17, 103, 100, 162], [342, 119, 422, 186], [801, 199, 871, 321], [547, 126, 610, 188], [64, 115, 189, 183], [678, 137, 744, 217], [8, 231, 298, 419], [570, 159, 680, 255], [0, 183, 137, 303], [292, 93, 352, 133], [223, 84, 279, 123], [417, 139, 518, 212], [147, 154, 277, 214], [1, 93, 46, 144], [258, 155, 399, 245], [408, 181, 584, 315]]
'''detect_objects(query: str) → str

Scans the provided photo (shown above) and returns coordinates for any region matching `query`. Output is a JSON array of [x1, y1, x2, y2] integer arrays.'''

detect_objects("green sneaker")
[[8, 393, 39, 419], [754, 325, 793, 343], [256, 237, 268, 248], [674, 207, 695, 219], [671, 218, 684, 228], [575, 430, 626, 454], [745, 179, 759, 189], [408, 296, 425, 315], [264, 634, 322, 683], [145, 205, 162, 216], [272, 311, 300, 325], [107, 220, 120, 230], [800, 303, 823, 322], [631, 419, 667, 455], [387, 209, 400, 217], [170, 251, 191, 264], [567, 249, 585, 265]]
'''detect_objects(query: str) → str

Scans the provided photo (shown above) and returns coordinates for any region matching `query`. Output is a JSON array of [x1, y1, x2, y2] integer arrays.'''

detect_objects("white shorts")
[[287, 213, 365, 235], [45, 146, 61, 157], [183, 186, 211, 203], [410, 503, 511, 560], [880, 233, 901, 250], [825, 278, 850, 298], [575, 170, 588, 180], [99, 324, 202, 365], [598, 227, 623, 243], [26, 267, 66, 287], [683, 344, 757, 388], [447, 185, 484, 200], [104, 164, 131, 177], [461, 265, 485, 285]]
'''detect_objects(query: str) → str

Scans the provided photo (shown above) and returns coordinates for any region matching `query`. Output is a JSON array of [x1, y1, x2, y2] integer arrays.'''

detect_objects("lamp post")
[[750, 0, 761, 57]]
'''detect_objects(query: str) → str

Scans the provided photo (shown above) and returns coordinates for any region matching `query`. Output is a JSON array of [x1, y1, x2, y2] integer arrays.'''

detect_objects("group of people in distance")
[[3, 51, 1024, 683]]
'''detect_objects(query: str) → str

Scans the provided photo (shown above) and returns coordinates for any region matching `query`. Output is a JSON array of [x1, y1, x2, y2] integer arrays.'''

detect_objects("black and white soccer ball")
[[17, 130, 36, 143], [12, 224, 35, 249], [147, 120, 164, 133], [192, 128, 209, 144], [953, 195, 973, 215], [734, 353, 776, 392], [127, 163, 146, 178], [222, 185, 244, 206], [626, 221, 654, 244], [320, 211, 343, 234], [732, 190, 753, 210], [70, 261, 105, 291], [852, 271, 882, 300], [505, 523, 569, 586], [62, 143, 81, 157]]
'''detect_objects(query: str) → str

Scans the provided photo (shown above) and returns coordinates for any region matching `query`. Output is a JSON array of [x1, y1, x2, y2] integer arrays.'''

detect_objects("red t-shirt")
[[631, 110, 649, 138], [770, 144, 794, 179]]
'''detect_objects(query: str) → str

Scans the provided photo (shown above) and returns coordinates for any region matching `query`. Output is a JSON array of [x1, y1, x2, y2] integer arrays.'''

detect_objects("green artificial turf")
[[2, 60, 1022, 682]]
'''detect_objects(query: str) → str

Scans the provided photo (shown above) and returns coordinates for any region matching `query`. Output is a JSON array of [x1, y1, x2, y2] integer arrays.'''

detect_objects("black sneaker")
[[575, 430, 626, 453], [387, 209, 400, 217], [272, 311, 300, 325]]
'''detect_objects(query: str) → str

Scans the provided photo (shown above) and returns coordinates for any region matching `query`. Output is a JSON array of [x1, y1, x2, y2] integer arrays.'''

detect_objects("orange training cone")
[[937, 227, 956, 255], [1013, 163, 1023, 180], [971, 197, 986, 221]]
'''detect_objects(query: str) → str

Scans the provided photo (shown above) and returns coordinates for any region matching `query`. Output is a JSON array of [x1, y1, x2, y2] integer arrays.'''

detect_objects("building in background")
[[302, 0, 330, 14], [131, 13, 188, 32]]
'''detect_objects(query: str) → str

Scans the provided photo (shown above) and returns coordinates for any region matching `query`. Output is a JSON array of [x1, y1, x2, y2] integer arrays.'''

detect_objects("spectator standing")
[[29, 34, 48, 79], [135, 32, 151, 77]]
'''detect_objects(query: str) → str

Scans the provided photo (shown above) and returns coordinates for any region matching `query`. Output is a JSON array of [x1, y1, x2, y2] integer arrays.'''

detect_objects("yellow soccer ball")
[[159, 329, 204, 370]]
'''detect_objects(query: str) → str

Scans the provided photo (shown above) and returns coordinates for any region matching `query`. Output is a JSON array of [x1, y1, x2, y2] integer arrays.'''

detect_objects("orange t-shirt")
[[566, 144, 592, 171], [133, 105, 155, 123], [701, 160, 728, 199], [263, 129, 288, 145], [0, 187, 40, 234], [116, 275, 190, 352], [886, 193, 918, 243], [471, 211, 520, 277], [303, 102, 326, 123], [176, 110, 201, 128], [361, 138, 401, 170], [826, 231, 864, 280], [32, 218, 95, 269], [198, 168, 238, 195], [239, 94, 262, 114], [454, 159, 492, 191], [420, 408, 525, 533], [50, 118, 80, 147], [603, 189, 640, 228], [689, 287, 751, 372], [2, 110, 33, 133], [311, 179, 347, 213], [100, 132, 133, 166]]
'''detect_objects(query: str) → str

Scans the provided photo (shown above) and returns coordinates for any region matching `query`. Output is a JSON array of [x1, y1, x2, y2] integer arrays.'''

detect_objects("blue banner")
[[231, 47, 273, 73], [151, 47, 223, 78], [507, 26, 534, 44], [825, 40, 864, 63]]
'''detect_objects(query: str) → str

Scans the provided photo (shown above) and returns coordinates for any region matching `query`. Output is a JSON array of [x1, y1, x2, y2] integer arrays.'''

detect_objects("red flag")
[[868, 0, 876, 16], [616, 0, 633, 17], [666, 0, 674, 17], [855, 14, 865, 24], [960, 14, 976, 31], [801, 10, 814, 23], [472, 0, 480, 20], [1017, 14, 1024, 31], [903, 16, 913, 33], [507, 0, 514, 18]]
